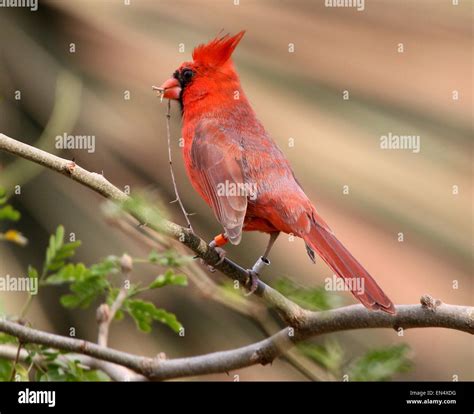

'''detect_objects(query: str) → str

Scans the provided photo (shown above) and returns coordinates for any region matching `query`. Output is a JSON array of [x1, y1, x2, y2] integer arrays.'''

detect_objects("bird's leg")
[[202, 233, 228, 273], [245, 232, 280, 295]]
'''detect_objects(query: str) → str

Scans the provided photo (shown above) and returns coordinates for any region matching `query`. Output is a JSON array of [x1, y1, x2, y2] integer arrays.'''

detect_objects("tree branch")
[[0, 133, 472, 381], [0, 302, 471, 380], [96, 254, 132, 347], [0, 132, 304, 326], [104, 210, 332, 380]]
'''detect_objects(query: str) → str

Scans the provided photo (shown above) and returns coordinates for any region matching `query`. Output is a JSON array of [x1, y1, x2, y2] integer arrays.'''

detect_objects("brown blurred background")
[[0, 0, 472, 380]]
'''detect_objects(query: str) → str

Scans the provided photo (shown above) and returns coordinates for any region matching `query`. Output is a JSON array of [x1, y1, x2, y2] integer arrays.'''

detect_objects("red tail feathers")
[[304, 221, 396, 314]]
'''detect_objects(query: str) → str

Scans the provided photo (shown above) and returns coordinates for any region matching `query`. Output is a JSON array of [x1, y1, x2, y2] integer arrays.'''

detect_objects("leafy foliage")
[[149, 269, 187, 289], [125, 299, 182, 333], [299, 339, 345, 375], [348, 344, 413, 381], [45, 260, 116, 309], [43, 225, 81, 275], [0, 333, 18, 344], [148, 249, 191, 267], [36, 359, 110, 382], [0, 204, 20, 221], [60, 274, 110, 309], [0, 187, 20, 220], [0, 205, 416, 382], [0, 359, 13, 381], [0, 359, 28, 382], [40, 227, 186, 333]]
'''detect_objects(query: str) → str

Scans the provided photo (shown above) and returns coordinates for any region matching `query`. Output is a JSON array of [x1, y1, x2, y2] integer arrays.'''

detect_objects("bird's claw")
[[243, 256, 269, 296], [201, 246, 226, 273], [244, 269, 259, 296]]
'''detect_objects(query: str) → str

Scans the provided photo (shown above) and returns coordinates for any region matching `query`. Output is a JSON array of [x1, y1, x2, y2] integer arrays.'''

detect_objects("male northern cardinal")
[[156, 31, 395, 313]]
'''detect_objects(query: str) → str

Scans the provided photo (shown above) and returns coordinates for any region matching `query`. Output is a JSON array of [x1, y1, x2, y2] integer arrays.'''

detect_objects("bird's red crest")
[[192, 31, 245, 68]]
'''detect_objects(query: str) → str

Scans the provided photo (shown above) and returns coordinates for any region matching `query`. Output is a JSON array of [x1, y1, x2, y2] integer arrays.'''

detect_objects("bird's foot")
[[244, 269, 260, 296], [209, 246, 226, 272], [201, 243, 227, 273], [244, 256, 270, 296]]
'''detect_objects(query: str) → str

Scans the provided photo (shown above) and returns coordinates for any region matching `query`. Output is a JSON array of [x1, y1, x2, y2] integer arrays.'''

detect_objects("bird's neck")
[[183, 82, 248, 118], [182, 84, 258, 136]]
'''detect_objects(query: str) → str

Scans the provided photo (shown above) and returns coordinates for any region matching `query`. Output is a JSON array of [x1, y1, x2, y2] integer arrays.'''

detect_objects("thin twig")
[[97, 254, 132, 347], [9, 341, 22, 381], [97, 290, 128, 348], [164, 100, 194, 233]]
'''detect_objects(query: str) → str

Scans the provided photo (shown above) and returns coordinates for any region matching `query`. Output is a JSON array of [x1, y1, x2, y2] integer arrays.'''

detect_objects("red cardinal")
[[157, 31, 395, 313]]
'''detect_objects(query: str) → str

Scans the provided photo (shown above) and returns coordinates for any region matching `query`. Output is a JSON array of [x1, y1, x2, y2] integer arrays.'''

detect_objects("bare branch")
[[0, 302, 471, 380], [97, 254, 132, 347], [104, 210, 330, 380]]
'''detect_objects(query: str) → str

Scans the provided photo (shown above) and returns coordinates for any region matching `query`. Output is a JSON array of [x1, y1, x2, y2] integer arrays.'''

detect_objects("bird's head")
[[155, 31, 245, 107]]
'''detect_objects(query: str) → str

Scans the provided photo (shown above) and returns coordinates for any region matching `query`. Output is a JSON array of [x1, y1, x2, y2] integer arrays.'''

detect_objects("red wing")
[[191, 121, 248, 244]]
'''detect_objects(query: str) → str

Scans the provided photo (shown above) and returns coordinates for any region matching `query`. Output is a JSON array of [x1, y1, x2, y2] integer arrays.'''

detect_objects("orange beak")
[[153, 77, 181, 101]]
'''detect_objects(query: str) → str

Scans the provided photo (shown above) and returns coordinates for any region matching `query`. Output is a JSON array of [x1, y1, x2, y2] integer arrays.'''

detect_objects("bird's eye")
[[182, 69, 194, 82]]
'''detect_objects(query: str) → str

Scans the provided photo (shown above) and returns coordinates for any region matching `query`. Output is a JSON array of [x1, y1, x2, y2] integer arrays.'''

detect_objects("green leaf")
[[43, 226, 82, 274], [114, 309, 125, 321], [299, 340, 344, 375], [45, 257, 118, 310], [0, 333, 17, 344], [348, 344, 413, 381], [45, 263, 89, 285], [0, 359, 13, 381], [0, 205, 20, 221], [88, 256, 119, 278], [47, 242, 82, 272], [55, 226, 64, 250], [81, 369, 110, 381], [28, 266, 38, 280], [125, 299, 182, 333], [274, 278, 342, 311], [37, 359, 110, 382], [38, 349, 60, 362], [0, 361, 29, 382], [60, 275, 109, 309], [147, 250, 190, 267], [13, 364, 29, 382], [149, 269, 187, 289]]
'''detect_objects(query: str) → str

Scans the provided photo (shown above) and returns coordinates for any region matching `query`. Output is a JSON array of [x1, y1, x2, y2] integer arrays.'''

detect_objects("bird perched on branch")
[[155, 31, 395, 314]]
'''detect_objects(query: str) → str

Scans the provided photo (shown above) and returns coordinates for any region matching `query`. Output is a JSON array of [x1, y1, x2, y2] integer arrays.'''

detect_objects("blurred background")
[[0, 0, 471, 380]]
